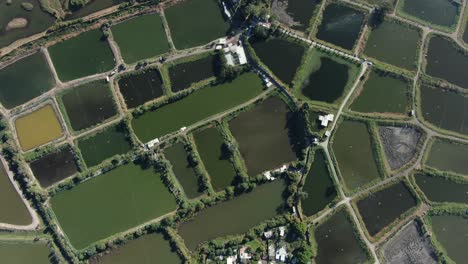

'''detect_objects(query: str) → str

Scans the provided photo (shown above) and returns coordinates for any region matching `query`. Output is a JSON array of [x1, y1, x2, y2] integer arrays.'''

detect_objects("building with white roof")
[[224, 44, 248, 66], [145, 138, 160, 149], [318, 114, 334, 127], [275, 246, 288, 262]]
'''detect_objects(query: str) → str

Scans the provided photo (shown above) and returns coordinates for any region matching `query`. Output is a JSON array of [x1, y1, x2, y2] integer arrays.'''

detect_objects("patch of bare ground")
[[378, 125, 422, 170], [271, 0, 301, 28], [6, 18, 28, 31], [380, 220, 438, 264]]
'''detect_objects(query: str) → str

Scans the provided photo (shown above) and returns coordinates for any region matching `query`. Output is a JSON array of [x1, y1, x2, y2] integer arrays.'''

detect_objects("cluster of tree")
[[368, 0, 393, 29]]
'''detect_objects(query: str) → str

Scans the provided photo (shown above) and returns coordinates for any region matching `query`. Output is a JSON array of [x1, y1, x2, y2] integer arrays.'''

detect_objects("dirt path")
[[0, 156, 40, 231]]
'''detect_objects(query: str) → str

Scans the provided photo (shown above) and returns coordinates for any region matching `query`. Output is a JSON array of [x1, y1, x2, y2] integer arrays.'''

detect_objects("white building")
[[224, 44, 248, 66], [226, 255, 237, 264], [145, 138, 160, 149], [275, 246, 287, 262], [318, 114, 334, 127], [264, 230, 273, 239]]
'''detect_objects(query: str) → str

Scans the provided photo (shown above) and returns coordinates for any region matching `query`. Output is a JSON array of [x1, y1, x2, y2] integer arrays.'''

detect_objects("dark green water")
[[301, 149, 337, 216], [0, 52, 54, 109], [426, 139, 468, 175], [400, 0, 459, 28], [332, 120, 380, 191], [29, 147, 78, 188], [65, 0, 124, 20], [0, 161, 31, 225], [0, 0, 55, 48], [229, 97, 298, 176], [89, 233, 182, 264], [77, 125, 132, 168], [285, 0, 321, 31], [301, 56, 351, 103], [464, 22, 468, 44], [356, 182, 417, 236], [131, 73, 263, 142], [168, 54, 216, 92], [0, 242, 51, 264], [316, 3, 365, 50], [165, 0, 229, 49], [364, 20, 420, 70], [415, 173, 468, 204], [178, 180, 285, 251], [421, 84, 467, 135], [165, 142, 202, 199], [51, 162, 177, 249], [314, 210, 369, 264], [118, 68, 164, 109], [61, 80, 117, 131], [351, 70, 409, 114], [430, 214, 468, 263], [426, 36, 468, 89], [250, 37, 305, 85], [112, 13, 169, 64], [49, 29, 115, 81], [193, 127, 236, 191]]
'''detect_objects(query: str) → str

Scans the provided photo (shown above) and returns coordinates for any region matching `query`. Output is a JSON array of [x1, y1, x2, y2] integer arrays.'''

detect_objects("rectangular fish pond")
[[59, 80, 117, 131], [51, 162, 177, 249], [425, 138, 468, 175], [164, 0, 230, 49], [314, 209, 369, 264], [167, 53, 217, 92], [331, 120, 381, 191], [420, 84, 467, 135], [295, 49, 360, 104], [165, 142, 203, 199], [118, 68, 165, 109], [29, 146, 79, 188], [315, 3, 366, 50], [131, 72, 264, 143], [88, 233, 182, 264], [363, 20, 420, 70], [14, 104, 63, 151], [249, 35, 306, 86], [414, 173, 468, 204], [0, 161, 31, 226], [193, 126, 236, 192], [77, 124, 133, 168], [178, 179, 286, 251], [300, 149, 337, 217], [228, 96, 299, 176], [0, 241, 51, 264], [428, 213, 468, 263], [48, 29, 115, 82], [355, 181, 417, 237], [111, 13, 170, 64], [0, 51, 55, 109], [425, 36, 468, 89], [397, 0, 460, 30], [350, 69, 410, 114]]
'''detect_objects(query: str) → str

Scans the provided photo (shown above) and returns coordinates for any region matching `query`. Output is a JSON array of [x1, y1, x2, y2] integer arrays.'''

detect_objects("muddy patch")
[[380, 221, 438, 264], [272, 0, 301, 28], [378, 126, 422, 170], [6, 18, 28, 31]]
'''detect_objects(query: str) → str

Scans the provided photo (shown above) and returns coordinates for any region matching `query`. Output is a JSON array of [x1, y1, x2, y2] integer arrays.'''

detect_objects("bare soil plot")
[[378, 126, 422, 170]]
